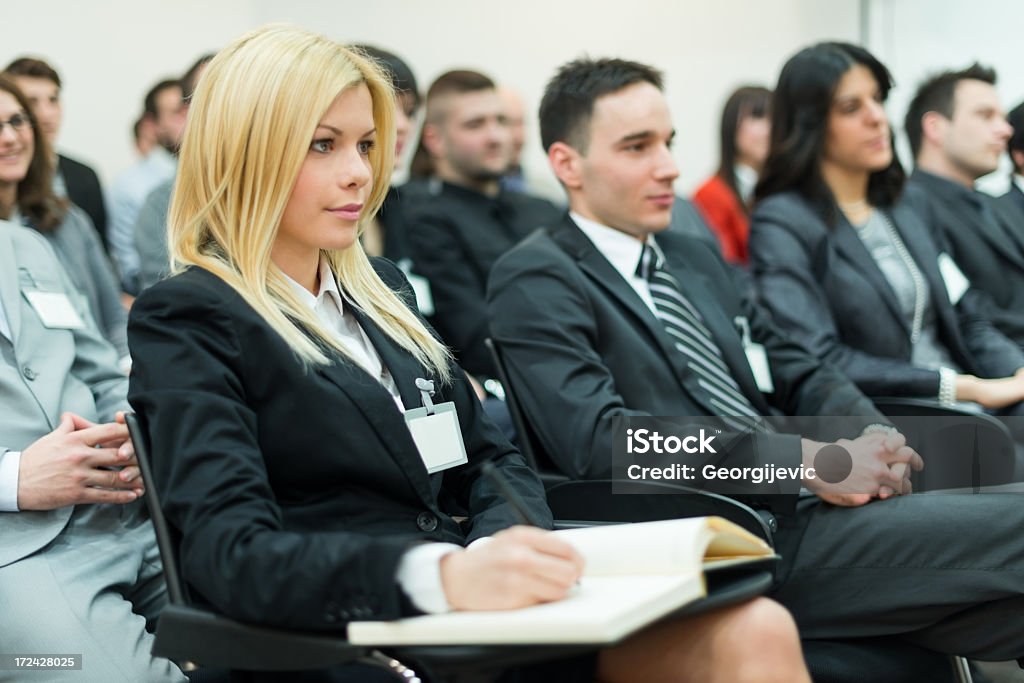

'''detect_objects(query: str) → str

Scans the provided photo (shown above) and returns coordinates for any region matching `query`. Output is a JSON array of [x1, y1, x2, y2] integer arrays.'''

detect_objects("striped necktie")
[[637, 243, 766, 432]]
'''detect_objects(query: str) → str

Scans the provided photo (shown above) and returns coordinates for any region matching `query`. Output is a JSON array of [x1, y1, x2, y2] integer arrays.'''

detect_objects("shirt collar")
[[570, 211, 658, 283], [734, 163, 758, 203], [1014, 175, 1024, 196], [283, 256, 344, 313]]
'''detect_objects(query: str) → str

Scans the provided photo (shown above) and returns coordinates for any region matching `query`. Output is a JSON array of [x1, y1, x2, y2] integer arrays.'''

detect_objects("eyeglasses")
[[0, 112, 31, 135]]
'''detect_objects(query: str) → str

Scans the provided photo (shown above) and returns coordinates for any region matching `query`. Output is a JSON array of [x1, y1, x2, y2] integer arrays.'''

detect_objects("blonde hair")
[[169, 24, 451, 380]]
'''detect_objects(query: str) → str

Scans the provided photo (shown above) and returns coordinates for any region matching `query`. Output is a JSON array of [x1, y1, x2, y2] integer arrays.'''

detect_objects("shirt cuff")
[[0, 451, 21, 511], [396, 542, 462, 614]]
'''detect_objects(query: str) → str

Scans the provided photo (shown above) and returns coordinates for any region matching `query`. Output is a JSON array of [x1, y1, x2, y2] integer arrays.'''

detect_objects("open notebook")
[[347, 516, 775, 646]]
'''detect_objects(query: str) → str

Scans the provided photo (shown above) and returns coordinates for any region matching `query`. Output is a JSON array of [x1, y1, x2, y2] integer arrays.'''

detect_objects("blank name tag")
[[937, 253, 970, 305], [23, 291, 85, 329], [407, 273, 435, 316], [404, 402, 468, 474], [745, 343, 774, 393]]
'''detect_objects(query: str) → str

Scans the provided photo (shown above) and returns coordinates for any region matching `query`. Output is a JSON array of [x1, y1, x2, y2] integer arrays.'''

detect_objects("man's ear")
[[921, 111, 949, 147], [549, 141, 583, 189], [421, 122, 444, 159]]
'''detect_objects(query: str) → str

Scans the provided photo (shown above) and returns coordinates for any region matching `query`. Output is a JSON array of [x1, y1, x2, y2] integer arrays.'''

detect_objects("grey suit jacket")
[[0, 219, 127, 567]]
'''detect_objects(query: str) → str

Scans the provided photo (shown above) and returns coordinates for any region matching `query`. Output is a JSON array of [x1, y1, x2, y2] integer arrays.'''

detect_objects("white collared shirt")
[[570, 211, 662, 314], [1014, 174, 1024, 196], [282, 258, 404, 411]]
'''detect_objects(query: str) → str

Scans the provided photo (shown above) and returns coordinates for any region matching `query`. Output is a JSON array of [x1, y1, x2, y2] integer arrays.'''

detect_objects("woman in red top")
[[693, 86, 772, 265]]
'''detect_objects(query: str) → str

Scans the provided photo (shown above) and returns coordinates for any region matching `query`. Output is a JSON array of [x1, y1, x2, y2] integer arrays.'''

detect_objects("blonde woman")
[[127, 25, 807, 683]]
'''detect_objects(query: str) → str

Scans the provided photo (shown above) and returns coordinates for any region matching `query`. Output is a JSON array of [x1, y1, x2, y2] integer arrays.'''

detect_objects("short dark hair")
[[539, 57, 663, 154], [181, 53, 215, 102], [716, 85, 772, 214], [409, 69, 494, 178], [352, 45, 419, 109], [4, 56, 61, 88], [755, 42, 904, 225], [904, 63, 997, 160], [143, 78, 183, 119], [1005, 100, 1024, 174]]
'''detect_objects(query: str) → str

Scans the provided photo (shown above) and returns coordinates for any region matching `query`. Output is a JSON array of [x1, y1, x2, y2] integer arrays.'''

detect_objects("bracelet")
[[861, 423, 899, 437], [938, 367, 957, 407]]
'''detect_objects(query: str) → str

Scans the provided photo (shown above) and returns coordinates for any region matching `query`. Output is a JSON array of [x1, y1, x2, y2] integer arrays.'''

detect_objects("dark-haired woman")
[[693, 86, 771, 266], [750, 42, 1024, 410], [0, 76, 128, 364]]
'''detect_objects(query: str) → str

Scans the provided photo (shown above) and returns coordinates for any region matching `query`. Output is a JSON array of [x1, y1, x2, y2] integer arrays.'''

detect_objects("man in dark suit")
[[487, 56, 1024, 658], [5, 57, 108, 247], [1000, 101, 1024, 225], [903, 64, 1024, 348], [405, 69, 560, 382]]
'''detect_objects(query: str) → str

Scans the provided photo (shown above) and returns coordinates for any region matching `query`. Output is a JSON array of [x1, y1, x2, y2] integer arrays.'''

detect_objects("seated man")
[[903, 64, 1024, 348], [0, 219, 184, 681], [405, 69, 561, 381], [487, 56, 1024, 660]]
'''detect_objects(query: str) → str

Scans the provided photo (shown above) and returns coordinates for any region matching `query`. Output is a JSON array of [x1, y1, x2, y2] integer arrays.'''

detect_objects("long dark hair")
[[755, 42, 905, 225], [0, 75, 65, 231], [715, 85, 771, 214]]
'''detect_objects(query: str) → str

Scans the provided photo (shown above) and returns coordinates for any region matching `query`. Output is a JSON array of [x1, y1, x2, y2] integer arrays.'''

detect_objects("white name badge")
[[404, 402, 469, 474], [735, 315, 774, 393], [407, 273, 435, 317], [937, 252, 970, 305], [23, 291, 85, 330], [745, 343, 775, 393]]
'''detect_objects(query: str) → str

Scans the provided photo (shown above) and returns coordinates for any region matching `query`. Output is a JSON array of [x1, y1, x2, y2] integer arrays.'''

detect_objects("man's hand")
[[440, 526, 584, 610], [17, 412, 145, 511], [802, 432, 923, 507]]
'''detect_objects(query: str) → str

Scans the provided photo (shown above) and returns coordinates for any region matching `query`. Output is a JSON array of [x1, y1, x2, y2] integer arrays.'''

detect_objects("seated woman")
[[750, 42, 1024, 412], [692, 86, 771, 266], [0, 75, 129, 365], [126, 25, 808, 683]]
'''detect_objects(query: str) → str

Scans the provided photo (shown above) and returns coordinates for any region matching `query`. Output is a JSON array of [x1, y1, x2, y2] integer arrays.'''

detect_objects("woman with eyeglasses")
[[0, 75, 128, 365]]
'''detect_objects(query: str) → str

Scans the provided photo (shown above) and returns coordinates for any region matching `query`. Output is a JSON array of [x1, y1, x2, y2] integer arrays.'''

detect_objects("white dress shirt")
[[571, 211, 663, 315], [283, 258, 458, 614]]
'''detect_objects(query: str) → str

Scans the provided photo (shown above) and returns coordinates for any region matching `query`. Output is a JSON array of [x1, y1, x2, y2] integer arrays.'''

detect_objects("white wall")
[[4, 0, 858, 197], [865, 0, 1024, 195]]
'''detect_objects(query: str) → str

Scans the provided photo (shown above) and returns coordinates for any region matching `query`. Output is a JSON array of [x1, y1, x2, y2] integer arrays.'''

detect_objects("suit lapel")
[[988, 197, 1024, 268], [832, 215, 910, 337], [313, 306, 437, 508], [0, 225, 21, 343], [552, 218, 721, 416], [889, 203, 962, 342]]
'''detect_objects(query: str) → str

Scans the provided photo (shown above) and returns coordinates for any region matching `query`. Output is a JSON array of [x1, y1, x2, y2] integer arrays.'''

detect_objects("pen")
[[480, 461, 546, 527]]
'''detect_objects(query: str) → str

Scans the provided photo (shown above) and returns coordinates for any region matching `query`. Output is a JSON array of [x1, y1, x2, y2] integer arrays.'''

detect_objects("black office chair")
[[484, 338, 974, 683], [127, 412, 774, 683]]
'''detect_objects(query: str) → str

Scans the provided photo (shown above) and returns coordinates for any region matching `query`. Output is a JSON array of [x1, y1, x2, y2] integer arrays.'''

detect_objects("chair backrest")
[[873, 398, 1016, 492], [484, 338, 560, 476], [126, 412, 185, 606]]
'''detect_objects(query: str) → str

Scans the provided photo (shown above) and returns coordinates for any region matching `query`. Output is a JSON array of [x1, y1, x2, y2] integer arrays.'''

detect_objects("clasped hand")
[[804, 431, 923, 507], [17, 411, 144, 511]]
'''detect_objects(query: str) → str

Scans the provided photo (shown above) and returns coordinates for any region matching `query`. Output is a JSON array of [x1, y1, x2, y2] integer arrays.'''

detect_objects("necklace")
[[838, 198, 869, 211]]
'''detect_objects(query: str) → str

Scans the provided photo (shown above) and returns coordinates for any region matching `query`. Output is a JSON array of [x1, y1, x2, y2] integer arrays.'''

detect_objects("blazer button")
[[22, 366, 37, 381], [416, 511, 438, 532]]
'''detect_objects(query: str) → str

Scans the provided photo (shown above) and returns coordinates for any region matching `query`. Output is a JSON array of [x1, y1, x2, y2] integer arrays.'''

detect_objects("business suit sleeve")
[[133, 183, 172, 292], [407, 207, 495, 377], [374, 260, 553, 538], [128, 277, 415, 631], [750, 201, 944, 397], [69, 208, 129, 360]]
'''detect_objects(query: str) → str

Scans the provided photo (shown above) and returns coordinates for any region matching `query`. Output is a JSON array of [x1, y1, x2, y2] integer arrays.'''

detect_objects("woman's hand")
[[957, 374, 1024, 409], [440, 526, 584, 611]]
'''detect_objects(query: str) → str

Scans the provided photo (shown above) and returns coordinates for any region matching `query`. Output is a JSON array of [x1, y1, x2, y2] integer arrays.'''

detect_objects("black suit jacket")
[[750, 191, 1024, 398], [127, 260, 549, 632], [406, 179, 561, 378], [487, 214, 882, 514], [58, 154, 107, 246], [997, 182, 1024, 225], [903, 171, 1024, 348]]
